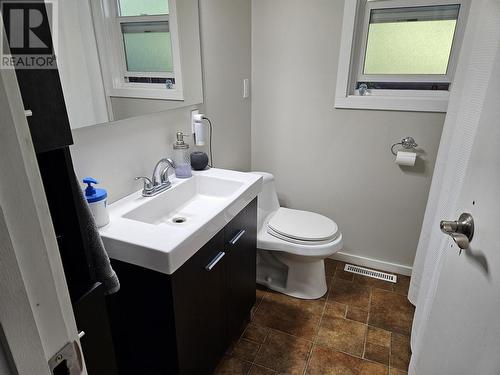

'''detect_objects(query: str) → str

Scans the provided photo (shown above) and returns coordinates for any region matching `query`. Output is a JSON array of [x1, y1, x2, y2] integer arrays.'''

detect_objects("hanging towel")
[[73, 173, 120, 295]]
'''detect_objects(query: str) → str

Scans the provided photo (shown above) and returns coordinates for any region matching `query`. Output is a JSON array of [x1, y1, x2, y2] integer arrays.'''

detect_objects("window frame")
[[91, 0, 184, 101], [335, 0, 470, 112]]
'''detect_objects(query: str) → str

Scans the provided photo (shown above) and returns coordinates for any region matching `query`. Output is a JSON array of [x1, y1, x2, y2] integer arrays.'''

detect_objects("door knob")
[[440, 213, 474, 249]]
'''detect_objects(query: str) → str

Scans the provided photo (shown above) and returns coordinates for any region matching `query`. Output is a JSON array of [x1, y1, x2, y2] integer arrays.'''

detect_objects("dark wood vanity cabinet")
[[108, 198, 257, 375], [225, 199, 258, 341], [172, 231, 228, 375]]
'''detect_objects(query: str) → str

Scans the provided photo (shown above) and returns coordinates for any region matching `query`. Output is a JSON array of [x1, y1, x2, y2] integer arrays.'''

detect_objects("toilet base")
[[256, 250, 328, 300]]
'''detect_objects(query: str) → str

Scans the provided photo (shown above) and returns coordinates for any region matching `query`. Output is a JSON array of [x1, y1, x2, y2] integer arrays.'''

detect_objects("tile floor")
[[214, 259, 414, 375]]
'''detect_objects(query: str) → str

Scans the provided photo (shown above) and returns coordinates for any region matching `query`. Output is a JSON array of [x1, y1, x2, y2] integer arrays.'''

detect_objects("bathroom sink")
[[123, 175, 244, 225], [99, 168, 262, 274]]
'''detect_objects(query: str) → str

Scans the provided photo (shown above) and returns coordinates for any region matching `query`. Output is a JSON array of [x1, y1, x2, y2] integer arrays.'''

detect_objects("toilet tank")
[[250, 172, 280, 228]]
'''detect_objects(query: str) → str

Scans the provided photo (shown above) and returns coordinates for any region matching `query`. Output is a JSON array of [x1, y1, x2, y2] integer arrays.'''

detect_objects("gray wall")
[[0, 330, 14, 375], [0, 347, 13, 375], [71, 0, 252, 203], [199, 0, 252, 174], [251, 0, 445, 270]]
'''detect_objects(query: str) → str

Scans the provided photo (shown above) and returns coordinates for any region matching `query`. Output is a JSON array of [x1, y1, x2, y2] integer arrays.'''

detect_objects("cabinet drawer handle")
[[205, 251, 225, 271], [229, 229, 246, 245]]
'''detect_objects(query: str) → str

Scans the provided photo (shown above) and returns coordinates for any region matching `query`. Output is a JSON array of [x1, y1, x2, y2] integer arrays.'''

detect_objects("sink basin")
[[123, 175, 244, 225], [99, 168, 262, 274]]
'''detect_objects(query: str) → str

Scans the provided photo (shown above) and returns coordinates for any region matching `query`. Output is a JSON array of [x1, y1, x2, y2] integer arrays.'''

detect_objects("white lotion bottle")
[[83, 177, 110, 227]]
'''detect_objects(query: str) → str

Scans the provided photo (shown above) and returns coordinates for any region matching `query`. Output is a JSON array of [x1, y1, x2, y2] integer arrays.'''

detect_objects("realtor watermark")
[[1, 0, 59, 69]]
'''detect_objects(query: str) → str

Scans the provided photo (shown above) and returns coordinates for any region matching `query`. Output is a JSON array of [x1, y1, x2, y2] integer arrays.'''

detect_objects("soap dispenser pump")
[[83, 177, 110, 227], [172, 132, 192, 178]]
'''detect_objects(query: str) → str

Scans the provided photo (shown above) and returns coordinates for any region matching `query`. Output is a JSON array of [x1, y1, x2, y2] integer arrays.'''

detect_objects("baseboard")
[[330, 251, 412, 276]]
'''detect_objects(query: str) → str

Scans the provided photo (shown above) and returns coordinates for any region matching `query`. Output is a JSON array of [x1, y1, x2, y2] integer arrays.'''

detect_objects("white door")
[[410, 19, 500, 375]]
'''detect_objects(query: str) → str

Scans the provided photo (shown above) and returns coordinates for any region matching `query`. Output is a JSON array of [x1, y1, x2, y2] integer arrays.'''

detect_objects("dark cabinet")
[[37, 149, 94, 301], [108, 199, 257, 375], [173, 231, 228, 375], [72, 283, 118, 375], [1, 0, 73, 153], [225, 199, 257, 343], [15, 67, 73, 153]]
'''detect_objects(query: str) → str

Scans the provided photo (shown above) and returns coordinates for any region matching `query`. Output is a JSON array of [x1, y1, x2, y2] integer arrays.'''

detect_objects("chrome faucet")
[[135, 158, 175, 197]]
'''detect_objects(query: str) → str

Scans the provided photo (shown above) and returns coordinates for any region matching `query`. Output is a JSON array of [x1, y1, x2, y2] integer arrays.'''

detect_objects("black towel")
[[73, 173, 120, 295]]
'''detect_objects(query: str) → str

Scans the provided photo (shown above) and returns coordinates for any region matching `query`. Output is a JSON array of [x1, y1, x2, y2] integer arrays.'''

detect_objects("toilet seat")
[[267, 207, 339, 245]]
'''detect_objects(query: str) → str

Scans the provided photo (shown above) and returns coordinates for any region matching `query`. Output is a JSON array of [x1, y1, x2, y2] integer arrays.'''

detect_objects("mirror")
[[56, 0, 203, 129]]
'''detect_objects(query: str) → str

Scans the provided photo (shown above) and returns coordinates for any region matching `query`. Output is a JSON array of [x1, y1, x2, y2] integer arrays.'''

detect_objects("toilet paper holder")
[[391, 137, 418, 156]]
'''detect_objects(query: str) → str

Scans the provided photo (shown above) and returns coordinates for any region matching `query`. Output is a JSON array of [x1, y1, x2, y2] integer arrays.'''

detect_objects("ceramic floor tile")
[[242, 322, 269, 344], [214, 356, 252, 375], [232, 338, 261, 362], [325, 301, 347, 318], [256, 285, 268, 301], [391, 333, 411, 371], [316, 316, 367, 357], [252, 286, 267, 318], [369, 289, 415, 335], [364, 342, 390, 366], [329, 277, 371, 310], [366, 326, 391, 348], [353, 274, 394, 291], [346, 306, 368, 323], [254, 330, 312, 375], [252, 290, 325, 340], [325, 258, 339, 279], [216, 265, 413, 375], [334, 262, 355, 281], [306, 345, 389, 375], [249, 364, 277, 375], [393, 275, 410, 296]]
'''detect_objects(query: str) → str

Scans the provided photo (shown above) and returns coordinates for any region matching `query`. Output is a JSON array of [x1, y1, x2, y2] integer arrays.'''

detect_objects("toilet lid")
[[267, 207, 339, 242]]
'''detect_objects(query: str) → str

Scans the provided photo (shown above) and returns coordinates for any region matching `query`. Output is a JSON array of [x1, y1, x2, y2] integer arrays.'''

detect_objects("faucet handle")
[[160, 167, 171, 184], [135, 176, 153, 190], [160, 159, 175, 183]]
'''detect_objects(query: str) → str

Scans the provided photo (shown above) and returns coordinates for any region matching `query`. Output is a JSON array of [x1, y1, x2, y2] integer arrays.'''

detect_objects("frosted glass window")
[[363, 5, 459, 75], [118, 0, 169, 16], [121, 22, 173, 72]]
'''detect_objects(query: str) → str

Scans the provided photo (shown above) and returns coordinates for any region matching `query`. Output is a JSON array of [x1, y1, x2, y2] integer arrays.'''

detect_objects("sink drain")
[[172, 217, 187, 224]]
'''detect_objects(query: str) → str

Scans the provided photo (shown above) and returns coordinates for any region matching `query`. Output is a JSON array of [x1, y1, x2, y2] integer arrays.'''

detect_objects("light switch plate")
[[191, 109, 199, 134], [243, 79, 250, 98]]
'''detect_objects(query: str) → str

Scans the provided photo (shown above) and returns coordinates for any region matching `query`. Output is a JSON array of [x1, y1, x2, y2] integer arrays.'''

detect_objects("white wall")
[[251, 0, 445, 272], [199, 0, 252, 172], [70, 0, 252, 203]]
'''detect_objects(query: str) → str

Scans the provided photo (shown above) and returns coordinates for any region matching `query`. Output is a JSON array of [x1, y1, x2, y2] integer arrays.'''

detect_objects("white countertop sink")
[[99, 168, 262, 274]]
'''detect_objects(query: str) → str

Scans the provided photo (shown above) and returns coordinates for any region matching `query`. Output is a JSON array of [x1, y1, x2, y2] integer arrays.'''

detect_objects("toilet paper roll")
[[395, 151, 417, 166]]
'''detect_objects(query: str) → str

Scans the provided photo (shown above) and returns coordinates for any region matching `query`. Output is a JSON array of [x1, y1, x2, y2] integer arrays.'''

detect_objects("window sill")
[[108, 87, 184, 101], [334, 93, 449, 113]]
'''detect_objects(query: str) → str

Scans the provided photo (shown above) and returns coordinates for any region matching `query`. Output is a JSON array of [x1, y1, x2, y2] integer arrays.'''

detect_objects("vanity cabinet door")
[[73, 283, 118, 375], [172, 230, 227, 375], [225, 199, 257, 342]]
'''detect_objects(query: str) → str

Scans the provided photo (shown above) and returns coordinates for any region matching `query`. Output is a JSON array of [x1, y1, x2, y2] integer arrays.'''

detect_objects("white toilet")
[[251, 172, 343, 299]]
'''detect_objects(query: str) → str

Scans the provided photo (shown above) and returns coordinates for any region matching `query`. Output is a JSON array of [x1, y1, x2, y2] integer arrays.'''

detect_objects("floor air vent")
[[344, 264, 397, 283]]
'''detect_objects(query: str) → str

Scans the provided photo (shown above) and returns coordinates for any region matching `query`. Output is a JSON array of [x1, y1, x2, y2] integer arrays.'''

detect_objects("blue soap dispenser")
[[83, 177, 110, 227]]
